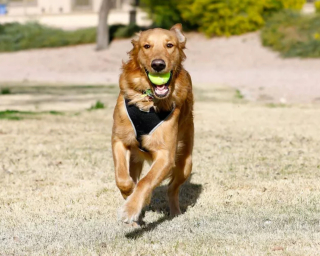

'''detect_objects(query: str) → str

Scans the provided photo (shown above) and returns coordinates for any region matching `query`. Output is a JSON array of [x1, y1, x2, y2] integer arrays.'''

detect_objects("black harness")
[[124, 98, 175, 152]]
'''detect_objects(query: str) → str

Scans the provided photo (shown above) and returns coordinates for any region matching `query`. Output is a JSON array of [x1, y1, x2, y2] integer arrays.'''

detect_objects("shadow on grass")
[[125, 175, 202, 239]]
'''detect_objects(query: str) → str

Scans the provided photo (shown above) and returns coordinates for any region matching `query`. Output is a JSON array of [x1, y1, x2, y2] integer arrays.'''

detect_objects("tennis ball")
[[148, 72, 171, 85]]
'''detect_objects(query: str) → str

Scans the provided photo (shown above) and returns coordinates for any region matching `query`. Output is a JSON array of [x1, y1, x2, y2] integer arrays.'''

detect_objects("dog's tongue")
[[155, 85, 168, 95]]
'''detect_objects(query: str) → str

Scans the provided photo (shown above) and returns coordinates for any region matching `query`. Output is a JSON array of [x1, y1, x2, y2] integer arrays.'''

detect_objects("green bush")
[[315, 1, 320, 13], [185, 0, 307, 37], [269, 0, 306, 10], [140, 0, 198, 30], [0, 22, 144, 52], [184, 0, 266, 36], [1, 88, 11, 95], [109, 24, 126, 41], [263, 0, 306, 17], [114, 24, 142, 39], [0, 22, 96, 52], [140, 0, 306, 36], [261, 10, 320, 58]]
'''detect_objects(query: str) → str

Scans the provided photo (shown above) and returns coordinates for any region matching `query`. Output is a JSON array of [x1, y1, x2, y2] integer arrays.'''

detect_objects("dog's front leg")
[[119, 150, 175, 224], [112, 140, 135, 199]]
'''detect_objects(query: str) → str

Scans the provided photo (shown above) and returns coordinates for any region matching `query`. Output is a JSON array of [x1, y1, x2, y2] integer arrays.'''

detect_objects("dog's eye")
[[144, 44, 151, 49], [166, 43, 174, 48]]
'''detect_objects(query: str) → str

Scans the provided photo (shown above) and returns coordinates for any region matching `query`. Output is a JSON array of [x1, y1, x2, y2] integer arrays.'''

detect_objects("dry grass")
[[1, 84, 320, 255]]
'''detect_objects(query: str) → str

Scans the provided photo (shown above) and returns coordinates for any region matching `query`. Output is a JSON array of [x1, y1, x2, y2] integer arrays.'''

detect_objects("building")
[[0, 0, 151, 29]]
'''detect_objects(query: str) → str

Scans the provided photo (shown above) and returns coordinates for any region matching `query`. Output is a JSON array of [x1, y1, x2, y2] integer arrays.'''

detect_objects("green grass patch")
[[0, 84, 118, 95], [89, 100, 105, 110], [265, 103, 288, 108], [1, 88, 11, 95], [0, 110, 64, 120], [261, 10, 320, 58], [235, 89, 244, 99], [193, 86, 247, 103]]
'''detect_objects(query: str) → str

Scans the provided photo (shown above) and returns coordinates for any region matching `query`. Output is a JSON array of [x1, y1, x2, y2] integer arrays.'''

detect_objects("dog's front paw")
[[118, 200, 141, 224]]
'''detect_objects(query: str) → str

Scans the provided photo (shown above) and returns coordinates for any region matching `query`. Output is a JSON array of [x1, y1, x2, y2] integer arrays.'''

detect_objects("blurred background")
[[1, 2, 320, 254], [0, 0, 320, 112]]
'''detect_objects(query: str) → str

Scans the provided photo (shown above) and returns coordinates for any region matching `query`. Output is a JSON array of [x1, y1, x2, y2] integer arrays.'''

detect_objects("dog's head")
[[130, 24, 186, 99]]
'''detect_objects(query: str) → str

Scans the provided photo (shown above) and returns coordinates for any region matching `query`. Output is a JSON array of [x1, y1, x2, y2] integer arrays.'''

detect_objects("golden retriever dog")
[[112, 24, 194, 224]]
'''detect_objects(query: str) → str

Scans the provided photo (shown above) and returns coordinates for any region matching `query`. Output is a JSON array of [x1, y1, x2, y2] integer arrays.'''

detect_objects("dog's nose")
[[151, 59, 166, 72]]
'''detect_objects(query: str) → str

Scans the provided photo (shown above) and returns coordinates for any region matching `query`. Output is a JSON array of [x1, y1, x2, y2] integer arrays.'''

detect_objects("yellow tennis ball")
[[148, 72, 171, 85]]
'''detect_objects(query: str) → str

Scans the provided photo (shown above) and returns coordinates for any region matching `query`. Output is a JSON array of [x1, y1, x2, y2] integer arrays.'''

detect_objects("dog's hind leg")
[[113, 140, 135, 199], [168, 153, 192, 217]]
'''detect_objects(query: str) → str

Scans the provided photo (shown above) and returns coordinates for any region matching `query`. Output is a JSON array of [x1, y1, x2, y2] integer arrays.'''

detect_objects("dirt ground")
[[1, 84, 320, 255], [1, 32, 320, 104]]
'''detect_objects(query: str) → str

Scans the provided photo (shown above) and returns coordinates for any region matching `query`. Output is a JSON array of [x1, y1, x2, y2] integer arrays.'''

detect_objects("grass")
[[235, 89, 244, 99], [261, 10, 320, 58], [0, 84, 320, 255], [89, 100, 105, 110], [0, 110, 64, 120], [0, 84, 118, 114], [265, 103, 289, 108], [0, 84, 118, 95], [193, 86, 246, 103]]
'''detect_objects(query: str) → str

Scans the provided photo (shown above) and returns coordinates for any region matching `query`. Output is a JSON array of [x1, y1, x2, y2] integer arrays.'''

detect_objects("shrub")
[[109, 24, 126, 41], [278, 0, 306, 10], [315, 1, 320, 13], [185, 0, 307, 37], [263, 0, 306, 17], [114, 24, 142, 39], [0, 22, 96, 52], [261, 10, 320, 58], [140, 0, 306, 37], [140, 0, 198, 30], [1, 88, 11, 95], [0, 22, 144, 52], [184, 0, 266, 36]]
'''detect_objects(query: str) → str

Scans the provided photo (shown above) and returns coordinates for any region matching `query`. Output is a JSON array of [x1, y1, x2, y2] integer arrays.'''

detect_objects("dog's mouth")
[[145, 69, 172, 98], [154, 84, 169, 97]]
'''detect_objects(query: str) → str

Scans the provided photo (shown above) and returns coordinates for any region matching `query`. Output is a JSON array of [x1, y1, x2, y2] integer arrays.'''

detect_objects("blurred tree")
[[96, 0, 114, 51], [315, 0, 320, 12], [140, 0, 306, 36], [140, 0, 197, 30], [183, 0, 266, 36]]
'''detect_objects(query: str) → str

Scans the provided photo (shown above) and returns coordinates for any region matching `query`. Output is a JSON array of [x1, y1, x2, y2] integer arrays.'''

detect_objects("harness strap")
[[124, 97, 175, 152]]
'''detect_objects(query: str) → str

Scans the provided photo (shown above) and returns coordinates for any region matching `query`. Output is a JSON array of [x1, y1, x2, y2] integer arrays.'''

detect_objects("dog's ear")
[[131, 31, 141, 48], [133, 31, 141, 41], [170, 23, 186, 48]]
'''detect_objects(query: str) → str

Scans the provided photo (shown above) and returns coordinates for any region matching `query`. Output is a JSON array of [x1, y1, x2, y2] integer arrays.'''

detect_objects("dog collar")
[[141, 89, 154, 101]]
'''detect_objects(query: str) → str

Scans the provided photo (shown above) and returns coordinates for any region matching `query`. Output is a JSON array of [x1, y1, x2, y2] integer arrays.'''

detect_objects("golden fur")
[[112, 24, 194, 224]]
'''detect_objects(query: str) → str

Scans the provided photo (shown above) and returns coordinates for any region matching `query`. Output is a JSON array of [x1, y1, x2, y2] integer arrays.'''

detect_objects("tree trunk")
[[96, 0, 112, 51]]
